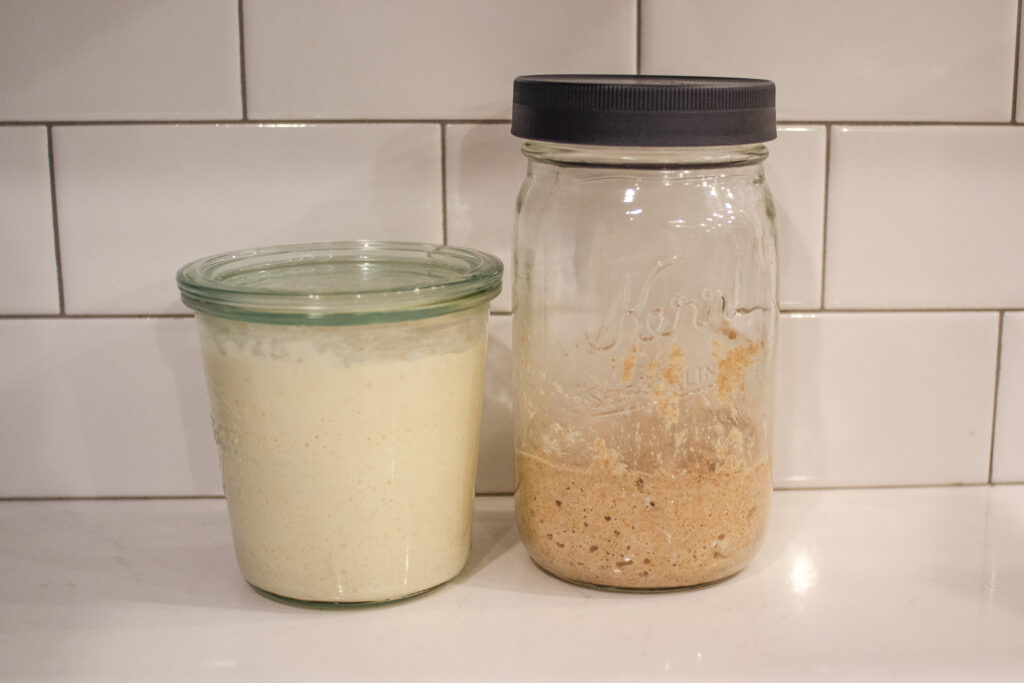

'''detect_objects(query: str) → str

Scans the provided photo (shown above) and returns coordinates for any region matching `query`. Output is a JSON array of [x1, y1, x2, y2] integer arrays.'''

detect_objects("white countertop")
[[2, 487, 1023, 682]]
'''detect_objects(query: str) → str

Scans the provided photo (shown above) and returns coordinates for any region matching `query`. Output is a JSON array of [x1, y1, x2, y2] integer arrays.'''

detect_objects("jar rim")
[[521, 140, 769, 169], [176, 241, 503, 326]]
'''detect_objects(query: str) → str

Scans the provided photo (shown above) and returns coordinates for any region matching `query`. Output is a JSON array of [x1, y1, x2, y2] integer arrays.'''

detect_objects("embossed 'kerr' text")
[[585, 259, 735, 351]]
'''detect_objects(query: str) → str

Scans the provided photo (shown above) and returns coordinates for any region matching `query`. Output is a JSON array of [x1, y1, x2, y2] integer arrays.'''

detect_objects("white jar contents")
[[199, 311, 487, 603]]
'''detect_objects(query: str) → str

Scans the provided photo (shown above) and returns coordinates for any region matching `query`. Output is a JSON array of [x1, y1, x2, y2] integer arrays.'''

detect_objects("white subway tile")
[[243, 0, 636, 119], [774, 312, 998, 488], [0, 127, 59, 313], [477, 314, 514, 493], [444, 124, 521, 313], [53, 124, 442, 314], [993, 313, 1024, 482], [825, 126, 1024, 309], [767, 126, 826, 310], [641, 0, 1017, 122], [0, 0, 241, 121], [0, 318, 220, 497]]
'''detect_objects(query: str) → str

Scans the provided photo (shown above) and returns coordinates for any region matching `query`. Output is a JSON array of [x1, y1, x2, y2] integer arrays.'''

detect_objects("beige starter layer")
[[200, 313, 487, 604]]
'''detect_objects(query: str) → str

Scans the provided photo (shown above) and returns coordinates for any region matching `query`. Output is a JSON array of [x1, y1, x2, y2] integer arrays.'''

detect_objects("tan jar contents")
[[515, 325, 772, 590]]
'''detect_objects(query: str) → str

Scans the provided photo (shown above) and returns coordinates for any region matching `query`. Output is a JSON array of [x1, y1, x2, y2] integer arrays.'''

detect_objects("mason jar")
[[177, 241, 501, 606], [511, 75, 778, 590]]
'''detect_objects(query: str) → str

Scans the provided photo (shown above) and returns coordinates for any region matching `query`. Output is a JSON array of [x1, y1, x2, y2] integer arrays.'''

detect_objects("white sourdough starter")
[[198, 310, 487, 603]]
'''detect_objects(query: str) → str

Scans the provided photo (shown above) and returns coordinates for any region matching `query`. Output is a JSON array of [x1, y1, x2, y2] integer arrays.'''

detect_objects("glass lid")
[[176, 241, 503, 325]]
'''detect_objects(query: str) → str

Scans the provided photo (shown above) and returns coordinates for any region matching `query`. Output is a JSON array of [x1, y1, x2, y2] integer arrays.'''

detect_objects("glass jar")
[[511, 76, 778, 590], [177, 241, 502, 606]]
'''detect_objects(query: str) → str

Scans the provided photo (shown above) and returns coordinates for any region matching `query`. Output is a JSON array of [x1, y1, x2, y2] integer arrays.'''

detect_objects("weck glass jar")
[[511, 75, 778, 590], [177, 241, 501, 606]]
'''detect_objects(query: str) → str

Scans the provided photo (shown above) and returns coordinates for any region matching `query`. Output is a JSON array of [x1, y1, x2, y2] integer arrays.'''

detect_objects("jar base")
[[247, 580, 448, 609], [528, 558, 747, 593]]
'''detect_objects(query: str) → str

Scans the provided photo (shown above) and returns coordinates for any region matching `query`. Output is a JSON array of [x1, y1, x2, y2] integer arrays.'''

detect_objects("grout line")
[[635, 0, 642, 74], [817, 125, 833, 308], [0, 119, 514, 127], [1012, 0, 1023, 122], [237, 0, 248, 120], [0, 495, 226, 502], [1, 119, 1021, 129], [440, 124, 449, 245], [45, 126, 66, 315], [779, 307, 1024, 314], [771, 482, 1006, 493], [0, 313, 194, 321], [243, 118, 514, 126], [1, 309, 1017, 322], [774, 120, 1024, 128], [775, 120, 1024, 127], [988, 311, 1006, 484]]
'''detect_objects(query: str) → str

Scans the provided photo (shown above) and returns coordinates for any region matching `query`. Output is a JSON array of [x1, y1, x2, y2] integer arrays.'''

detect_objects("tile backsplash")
[[1, 0, 1021, 497]]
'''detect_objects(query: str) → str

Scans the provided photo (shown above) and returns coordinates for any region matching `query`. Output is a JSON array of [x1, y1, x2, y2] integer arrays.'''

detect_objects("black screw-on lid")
[[511, 75, 776, 147]]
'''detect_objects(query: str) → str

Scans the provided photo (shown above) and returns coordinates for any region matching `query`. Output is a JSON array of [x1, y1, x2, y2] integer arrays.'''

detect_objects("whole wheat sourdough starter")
[[199, 311, 486, 603], [515, 322, 772, 590]]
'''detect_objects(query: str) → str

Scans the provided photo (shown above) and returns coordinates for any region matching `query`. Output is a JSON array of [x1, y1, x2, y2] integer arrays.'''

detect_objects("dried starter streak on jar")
[[515, 328, 771, 589]]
